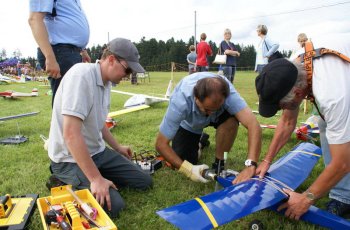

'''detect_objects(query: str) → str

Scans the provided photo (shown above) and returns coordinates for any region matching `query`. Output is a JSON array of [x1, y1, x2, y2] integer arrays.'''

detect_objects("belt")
[[52, 43, 82, 52]]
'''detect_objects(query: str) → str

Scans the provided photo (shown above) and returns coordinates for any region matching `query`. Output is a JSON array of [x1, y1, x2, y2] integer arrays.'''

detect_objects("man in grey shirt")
[[48, 38, 152, 217]]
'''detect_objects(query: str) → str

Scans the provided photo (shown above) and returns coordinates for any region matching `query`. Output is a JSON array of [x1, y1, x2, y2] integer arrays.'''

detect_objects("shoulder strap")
[[299, 41, 350, 120], [264, 40, 269, 51], [300, 41, 350, 90]]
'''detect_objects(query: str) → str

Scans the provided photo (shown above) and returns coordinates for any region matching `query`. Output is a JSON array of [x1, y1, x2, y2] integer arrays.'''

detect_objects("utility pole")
[[194, 11, 197, 50]]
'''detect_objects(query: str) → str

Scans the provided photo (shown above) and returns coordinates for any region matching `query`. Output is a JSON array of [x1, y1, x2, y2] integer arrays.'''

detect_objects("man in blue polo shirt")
[[155, 72, 261, 183], [29, 0, 91, 106]]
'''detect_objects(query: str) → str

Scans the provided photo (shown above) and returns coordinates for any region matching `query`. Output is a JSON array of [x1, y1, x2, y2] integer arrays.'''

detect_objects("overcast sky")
[[1, 0, 349, 58]]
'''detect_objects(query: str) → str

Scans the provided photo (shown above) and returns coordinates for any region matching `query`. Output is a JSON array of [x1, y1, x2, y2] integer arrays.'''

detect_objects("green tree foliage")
[[7, 37, 293, 71], [237, 44, 256, 70]]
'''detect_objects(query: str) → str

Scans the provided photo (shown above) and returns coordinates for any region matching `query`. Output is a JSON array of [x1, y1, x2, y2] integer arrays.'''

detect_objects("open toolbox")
[[37, 185, 117, 230], [0, 194, 38, 229]]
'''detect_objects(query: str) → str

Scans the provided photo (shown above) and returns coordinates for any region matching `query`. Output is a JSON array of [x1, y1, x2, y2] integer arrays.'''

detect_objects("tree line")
[[1, 37, 292, 71], [87, 36, 292, 71]]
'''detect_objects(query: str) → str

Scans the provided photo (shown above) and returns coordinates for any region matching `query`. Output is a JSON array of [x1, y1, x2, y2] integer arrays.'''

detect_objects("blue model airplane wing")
[[268, 203, 350, 230], [157, 142, 322, 230]]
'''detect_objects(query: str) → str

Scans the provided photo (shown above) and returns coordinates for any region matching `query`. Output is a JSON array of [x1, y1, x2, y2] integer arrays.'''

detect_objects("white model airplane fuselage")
[[0, 88, 38, 99], [111, 90, 169, 108]]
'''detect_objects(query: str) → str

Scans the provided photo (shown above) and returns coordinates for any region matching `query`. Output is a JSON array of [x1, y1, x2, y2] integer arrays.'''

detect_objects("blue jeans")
[[50, 147, 153, 217], [222, 65, 236, 83], [197, 66, 209, 72], [318, 119, 350, 204], [37, 45, 82, 107]]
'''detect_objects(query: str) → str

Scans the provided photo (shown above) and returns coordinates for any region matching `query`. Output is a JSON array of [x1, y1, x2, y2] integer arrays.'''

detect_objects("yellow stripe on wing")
[[194, 197, 218, 228]]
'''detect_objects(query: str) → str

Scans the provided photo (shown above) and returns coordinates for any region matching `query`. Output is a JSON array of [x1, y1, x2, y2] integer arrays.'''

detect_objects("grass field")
[[0, 71, 327, 229]]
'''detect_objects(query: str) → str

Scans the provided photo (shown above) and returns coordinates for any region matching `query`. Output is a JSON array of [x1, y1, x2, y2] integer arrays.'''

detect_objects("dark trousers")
[[171, 110, 235, 165], [196, 66, 209, 72], [172, 127, 202, 164], [222, 65, 236, 83], [37, 44, 82, 107], [50, 147, 153, 217]]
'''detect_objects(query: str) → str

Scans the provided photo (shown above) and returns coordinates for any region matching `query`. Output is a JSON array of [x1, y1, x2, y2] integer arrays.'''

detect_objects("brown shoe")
[[46, 175, 66, 190]]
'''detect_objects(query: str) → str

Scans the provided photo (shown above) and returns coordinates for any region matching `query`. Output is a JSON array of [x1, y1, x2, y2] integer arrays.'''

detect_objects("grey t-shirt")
[[48, 62, 111, 163]]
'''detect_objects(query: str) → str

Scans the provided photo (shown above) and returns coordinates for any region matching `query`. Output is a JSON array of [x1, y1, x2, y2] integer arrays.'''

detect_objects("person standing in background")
[[254, 24, 279, 74], [187, 45, 197, 74], [289, 33, 309, 60], [196, 33, 212, 72], [16, 61, 22, 77], [28, 0, 91, 107], [297, 33, 308, 48], [219, 29, 240, 83]]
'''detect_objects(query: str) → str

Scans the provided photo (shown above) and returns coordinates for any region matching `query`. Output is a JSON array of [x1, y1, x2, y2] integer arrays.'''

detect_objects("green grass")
[[0, 72, 326, 229]]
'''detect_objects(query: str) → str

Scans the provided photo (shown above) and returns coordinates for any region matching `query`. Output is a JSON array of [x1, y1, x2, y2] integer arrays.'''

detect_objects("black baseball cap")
[[255, 59, 298, 117]]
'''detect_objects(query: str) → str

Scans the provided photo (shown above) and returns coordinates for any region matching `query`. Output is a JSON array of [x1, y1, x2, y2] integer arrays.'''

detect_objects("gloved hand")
[[178, 160, 209, 183]]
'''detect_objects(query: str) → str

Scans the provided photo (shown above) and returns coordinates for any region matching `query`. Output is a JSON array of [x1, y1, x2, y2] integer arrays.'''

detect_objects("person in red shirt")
[[196, 33, 213, 72]]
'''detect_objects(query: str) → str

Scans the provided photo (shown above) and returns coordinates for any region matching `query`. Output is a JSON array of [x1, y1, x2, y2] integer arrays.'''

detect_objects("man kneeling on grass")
[[47, 38, 152, 217], [155, 72, 261, 183]]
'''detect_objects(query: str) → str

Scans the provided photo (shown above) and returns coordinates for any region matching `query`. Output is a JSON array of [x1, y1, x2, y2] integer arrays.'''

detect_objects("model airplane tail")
[[157, 143, 322, 230], [165, 80, 173, 98]]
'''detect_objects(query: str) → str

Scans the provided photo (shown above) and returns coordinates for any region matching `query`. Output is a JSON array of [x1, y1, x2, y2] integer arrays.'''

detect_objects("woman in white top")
[[254, 24, 280, 73]]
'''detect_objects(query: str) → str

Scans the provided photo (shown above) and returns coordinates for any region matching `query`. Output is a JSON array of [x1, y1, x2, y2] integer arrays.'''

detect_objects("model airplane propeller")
[[157, 143, 350, 229]]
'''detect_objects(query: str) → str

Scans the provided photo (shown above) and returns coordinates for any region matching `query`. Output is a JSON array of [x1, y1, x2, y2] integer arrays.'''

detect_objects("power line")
[[154, 1, 350, 34], [201, 0, 350, 27]]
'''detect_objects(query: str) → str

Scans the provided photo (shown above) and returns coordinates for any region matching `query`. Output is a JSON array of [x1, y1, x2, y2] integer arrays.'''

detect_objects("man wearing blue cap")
[[48, 38, 152, 217], [255, 36, 350, 220]]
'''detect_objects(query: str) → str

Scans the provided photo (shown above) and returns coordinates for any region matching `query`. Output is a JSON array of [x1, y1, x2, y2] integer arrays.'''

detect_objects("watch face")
[[245, 159, 257, 167], [306, 192, 315, 201], [245, 159, 252, 166]]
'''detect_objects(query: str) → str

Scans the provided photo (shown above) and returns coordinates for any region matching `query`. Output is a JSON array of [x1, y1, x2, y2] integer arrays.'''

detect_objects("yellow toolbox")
[[37, 185, 117, 230], [0, 194, 38, 229]]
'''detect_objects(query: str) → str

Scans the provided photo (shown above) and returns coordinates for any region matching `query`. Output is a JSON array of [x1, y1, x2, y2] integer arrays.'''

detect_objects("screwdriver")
[[66, 187, 94, 218], [44, 198, 72, 230]]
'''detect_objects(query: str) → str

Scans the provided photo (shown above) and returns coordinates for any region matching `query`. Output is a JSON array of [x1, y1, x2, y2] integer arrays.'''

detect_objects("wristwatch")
[[304, 190, 316, 201], [244, 159, 257, 167]]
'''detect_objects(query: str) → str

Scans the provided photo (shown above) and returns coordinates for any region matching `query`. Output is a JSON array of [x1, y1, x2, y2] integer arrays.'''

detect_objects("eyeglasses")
[[115, 56, 132, 75]]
